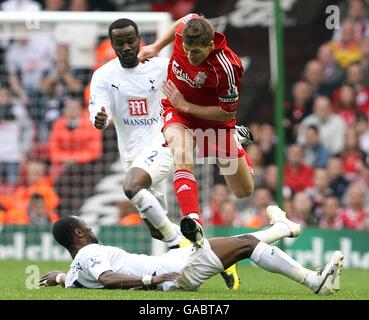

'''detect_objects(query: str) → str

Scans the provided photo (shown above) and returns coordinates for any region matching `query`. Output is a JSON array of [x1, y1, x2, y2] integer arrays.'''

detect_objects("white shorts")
[[121, 144, 173, 213], [156, 240, 224, 291]]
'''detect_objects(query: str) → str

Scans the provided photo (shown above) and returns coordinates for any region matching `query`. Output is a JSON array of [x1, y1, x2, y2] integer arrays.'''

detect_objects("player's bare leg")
[[217, 156, 254, 198], [164, 125, 204, 248], [123, 167, 183, 248]]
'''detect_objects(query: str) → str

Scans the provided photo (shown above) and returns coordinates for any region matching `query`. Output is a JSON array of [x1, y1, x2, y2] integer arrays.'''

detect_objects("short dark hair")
[[307, 124, 319, 134], [183, 17, 214, 47], [109, 18, 139, 40], [30, 193, 44, 202], [52, 216, 82, 249]]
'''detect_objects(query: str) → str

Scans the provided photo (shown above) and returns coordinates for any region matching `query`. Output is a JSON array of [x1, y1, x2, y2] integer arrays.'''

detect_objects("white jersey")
[[64, 241, 224, 291], [89, 57, 169, 162], [65, 243, 160, 289]]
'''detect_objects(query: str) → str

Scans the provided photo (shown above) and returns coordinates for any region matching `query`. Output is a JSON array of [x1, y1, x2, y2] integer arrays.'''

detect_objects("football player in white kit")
[[89, 18, 184, 249], [39, 209, 343, 296]]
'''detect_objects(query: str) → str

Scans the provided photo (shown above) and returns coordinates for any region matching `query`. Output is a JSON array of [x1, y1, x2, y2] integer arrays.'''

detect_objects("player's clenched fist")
[[94, 107, 108, 129]]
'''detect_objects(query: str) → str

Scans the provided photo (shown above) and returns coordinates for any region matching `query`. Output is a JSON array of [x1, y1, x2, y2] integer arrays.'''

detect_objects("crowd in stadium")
[[0, 0, 369, 232]]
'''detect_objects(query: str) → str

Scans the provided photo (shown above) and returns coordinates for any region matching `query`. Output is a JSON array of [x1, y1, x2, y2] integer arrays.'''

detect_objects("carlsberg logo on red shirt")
[[172, 60, 207, 88]]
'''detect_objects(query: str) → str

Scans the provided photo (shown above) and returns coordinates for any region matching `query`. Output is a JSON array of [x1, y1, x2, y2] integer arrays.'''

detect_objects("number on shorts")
[[146, 150, 158, 163]]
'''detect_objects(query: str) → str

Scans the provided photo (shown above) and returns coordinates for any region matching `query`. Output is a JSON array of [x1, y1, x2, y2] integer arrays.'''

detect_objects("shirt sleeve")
[[215, 52, 244, 113], [88, 70, 113, 129], [83, 248, 113, 281], [175, 13, 201, 34]]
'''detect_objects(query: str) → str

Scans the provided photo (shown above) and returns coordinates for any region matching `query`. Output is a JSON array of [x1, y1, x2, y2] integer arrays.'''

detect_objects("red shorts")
[[162, 104, 252, 168]]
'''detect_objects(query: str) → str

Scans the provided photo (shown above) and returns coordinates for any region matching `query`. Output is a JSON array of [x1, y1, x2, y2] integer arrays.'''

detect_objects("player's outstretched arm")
[[138, 16, 185, 62], [98, 270, 180, 290], [39, 270, 66, 288]]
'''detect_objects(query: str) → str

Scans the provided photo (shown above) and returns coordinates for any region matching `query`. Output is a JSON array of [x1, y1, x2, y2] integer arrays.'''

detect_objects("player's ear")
[[73, 228, 84, 238], [209, 40, 215, 51]]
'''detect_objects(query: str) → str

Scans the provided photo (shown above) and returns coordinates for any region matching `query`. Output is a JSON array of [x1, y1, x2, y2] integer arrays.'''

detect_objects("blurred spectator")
[[0, 85, 33, 185], [333, 0, 369, 41], [93, 38, 116, 71], [340, 127, 365, 181], [289, 192, 315, 226], [359, 39, 369, 84], [245, 144, 265, 188], [0, 0, 41, 11], [298, 96, 346, 155], [356, 164, 369, 208], [316, 44, 345, 97], [218, 200, 244, 227], [109, 0, 150, 11], [53, 21, 97, 86], [25, 193, 59, 224], [151, 0, 195, 20], [203, 183, 231, 225], [5, 25, 56, 112], [118, 200, 141, 226], [264, 165, 278, 200], [48, 96, 102, 168], [319, 196, 344, 229], [284, 81, 313, 143], [339, 182, 369, 229], [243, 187, 273, 228], [258, 123, 276, 166], [42, 0, 66, 11], [284, 144, 315, 194], [7, 160, 60, 221], [328, 19, 362, 69], [301, 125, 330, 168], [69, 0, 89, 11], [326, 156, 350, 200], [344, 62, 369, 115], [358, 116, 369, 162], [302, 60, 329, 97], [333, 85, 360, 125], [305, 168, 333, 221], [48, 97, 103, 215], [39, 45, 82, 141]]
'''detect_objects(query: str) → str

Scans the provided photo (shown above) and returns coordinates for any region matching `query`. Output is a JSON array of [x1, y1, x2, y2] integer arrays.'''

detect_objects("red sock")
[[173, 169, 202, 224]]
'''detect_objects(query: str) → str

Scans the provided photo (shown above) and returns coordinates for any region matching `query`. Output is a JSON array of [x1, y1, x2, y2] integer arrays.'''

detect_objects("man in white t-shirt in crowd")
[[39, 209, 343, 296]]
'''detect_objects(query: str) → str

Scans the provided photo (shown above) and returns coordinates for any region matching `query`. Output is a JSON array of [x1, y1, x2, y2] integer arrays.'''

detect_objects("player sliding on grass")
[[138, 14, 255, 249], [39, 206, 343, 296], [89, 18, 240, 289]]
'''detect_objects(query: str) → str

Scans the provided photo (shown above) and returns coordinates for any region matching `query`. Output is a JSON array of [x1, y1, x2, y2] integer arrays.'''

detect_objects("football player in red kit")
[[139, 14, 254, 249]]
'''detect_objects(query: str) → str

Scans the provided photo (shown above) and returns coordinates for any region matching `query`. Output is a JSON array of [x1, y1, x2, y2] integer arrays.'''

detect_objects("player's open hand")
[[94, 107, 108, 129], [138, 44, 160, 63], [39, 270, 64, 287], [163, 80, 187, 111], [152, 272, 181, 285]]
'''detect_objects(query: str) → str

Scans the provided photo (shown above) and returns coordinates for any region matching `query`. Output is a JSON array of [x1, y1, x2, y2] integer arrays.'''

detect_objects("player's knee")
[[233, 184, 254, 198], [122, 183, 143, 199], [238, 234, 259, 258]]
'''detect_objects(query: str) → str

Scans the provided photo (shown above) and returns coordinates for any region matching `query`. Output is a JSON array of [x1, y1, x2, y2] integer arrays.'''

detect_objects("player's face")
[[111, 26, 140, 67], [80, 221, 99, 244], [183, 41, 214, 66]]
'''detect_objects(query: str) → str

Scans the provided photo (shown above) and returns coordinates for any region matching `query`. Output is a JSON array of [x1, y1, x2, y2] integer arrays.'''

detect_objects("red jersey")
[[164, 13, 244, 129]]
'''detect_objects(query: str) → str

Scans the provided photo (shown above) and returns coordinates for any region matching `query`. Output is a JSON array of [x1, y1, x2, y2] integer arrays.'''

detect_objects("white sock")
[[131, 189, 183, 245], [250, 241, 317, 289], [249, 222, 291, 244]]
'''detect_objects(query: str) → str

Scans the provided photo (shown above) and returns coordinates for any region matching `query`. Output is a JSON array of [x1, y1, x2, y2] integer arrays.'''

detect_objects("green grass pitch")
[[0, 260, 368, 300]]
